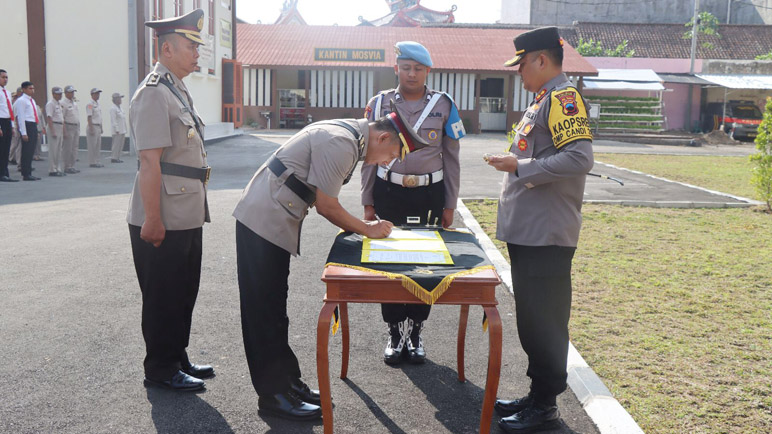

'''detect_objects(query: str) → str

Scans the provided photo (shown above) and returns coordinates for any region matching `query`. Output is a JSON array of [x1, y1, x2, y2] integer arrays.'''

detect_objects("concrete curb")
[[456, 199, 645, 434], [595, 160, 764, 206]]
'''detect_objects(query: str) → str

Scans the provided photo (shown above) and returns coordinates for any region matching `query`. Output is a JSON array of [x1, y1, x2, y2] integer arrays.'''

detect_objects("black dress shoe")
[[495, 394, 534, 417], [23, 176, 40, 181], [384, 322, 406, 365], [111, 159, 124, 163], [498, 403, 560, 433], [289, 377, 321, 405], [181, 363, 215, 379], [143, 370, 205, 392], [89, 163, 104, 168], [64, 168, 80, 174], [406, 319, 426, 364], [0, 176, 19, 182], [258, 392, 322, 421], [49, 171, 64, 177]]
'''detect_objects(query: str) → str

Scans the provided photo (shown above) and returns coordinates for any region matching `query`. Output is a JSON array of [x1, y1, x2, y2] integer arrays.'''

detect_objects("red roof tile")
[[236, 24, 598, 75]]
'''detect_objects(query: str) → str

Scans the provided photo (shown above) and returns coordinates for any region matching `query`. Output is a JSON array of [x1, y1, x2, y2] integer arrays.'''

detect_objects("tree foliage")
[[756, 51, 772, 60], [750, 97, 772, 212], [575, 37, 635, 57], [683, 11, 721, 49]]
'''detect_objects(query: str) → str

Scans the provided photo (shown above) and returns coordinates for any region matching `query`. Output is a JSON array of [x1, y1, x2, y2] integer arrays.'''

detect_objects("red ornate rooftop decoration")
[[359, 0, 456, 27]]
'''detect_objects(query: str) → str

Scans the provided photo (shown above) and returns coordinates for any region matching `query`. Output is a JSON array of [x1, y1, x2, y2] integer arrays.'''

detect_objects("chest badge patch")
[[187, 127, 195, 139], [531, 103, 540, 111], [428, 130, 438, 140], [518, 138, 528, 151], [523, 124, 533, 135], [555, 90, 579, 116]]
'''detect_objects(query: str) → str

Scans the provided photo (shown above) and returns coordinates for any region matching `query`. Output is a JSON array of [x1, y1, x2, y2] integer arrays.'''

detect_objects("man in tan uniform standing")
[[45, 86, 65, 177], [233, 109, 427, 420], [488, 27, 594, 433], [361, 41, 465, 365], [109, 92, 126, 163], [61, 85, 80, 174], [127, 8, 213, 392], [86, 88, 104, 168]]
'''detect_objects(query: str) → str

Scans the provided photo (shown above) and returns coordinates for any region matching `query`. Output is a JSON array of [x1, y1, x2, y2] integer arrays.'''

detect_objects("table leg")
[[479, 306, 502, 434], [457, 304, 469, 383], [340, 302, 350, 379], [316, 301, 337, 434]]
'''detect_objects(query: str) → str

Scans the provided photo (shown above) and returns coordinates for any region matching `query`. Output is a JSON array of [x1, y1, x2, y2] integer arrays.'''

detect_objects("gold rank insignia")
[[535, 88, 547, 102], [188, 127, 195, 139]]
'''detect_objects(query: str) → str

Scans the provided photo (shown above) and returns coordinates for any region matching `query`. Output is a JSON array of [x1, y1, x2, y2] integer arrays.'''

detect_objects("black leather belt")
[[267, 155, 316, 205], [65, 122, 78, 125], [52, 121, 63, 124], [138, 161, 211, 185]]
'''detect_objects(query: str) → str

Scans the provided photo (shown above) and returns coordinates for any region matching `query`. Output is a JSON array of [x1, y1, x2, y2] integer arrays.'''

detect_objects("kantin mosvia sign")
[[314, 48, 386, 62]]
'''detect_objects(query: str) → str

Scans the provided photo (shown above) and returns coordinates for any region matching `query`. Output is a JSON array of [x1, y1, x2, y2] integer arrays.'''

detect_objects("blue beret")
[[395, 41, 433, 67]]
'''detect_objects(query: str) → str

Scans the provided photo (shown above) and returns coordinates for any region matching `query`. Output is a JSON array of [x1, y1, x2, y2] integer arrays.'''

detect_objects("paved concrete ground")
[[0, 132, 754, 433]]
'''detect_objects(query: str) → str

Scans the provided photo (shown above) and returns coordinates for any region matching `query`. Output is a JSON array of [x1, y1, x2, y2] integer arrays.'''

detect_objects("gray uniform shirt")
[[233, 119, 370, 256], [45, 99, 63, 123], [62, 97, 79, 124], [360, 88, 461, 209], [126, 62, 209, 230], [496, 73, 594, 247]]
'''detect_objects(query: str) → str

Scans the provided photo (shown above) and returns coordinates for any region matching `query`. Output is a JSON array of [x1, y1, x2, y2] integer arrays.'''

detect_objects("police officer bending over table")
[[127, 9, 214, 393], [486, 27, 594, 433], [361, 41, 465, 365], [233, 108, 428, 421]]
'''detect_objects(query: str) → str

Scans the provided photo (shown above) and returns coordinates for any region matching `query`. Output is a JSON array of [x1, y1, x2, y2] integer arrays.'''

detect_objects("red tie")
[[30, 98, 38, 123], [2, 89, 12, 121]]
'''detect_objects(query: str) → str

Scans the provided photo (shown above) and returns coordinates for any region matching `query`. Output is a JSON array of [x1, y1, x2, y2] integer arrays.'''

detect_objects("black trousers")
[[0, 118, 11, 177], [21, 122, 37, 177], [236, 221, 302, 397], [129, 224, 202, 380], [507, 244, 575, 404], [373, 176, 445, 323]]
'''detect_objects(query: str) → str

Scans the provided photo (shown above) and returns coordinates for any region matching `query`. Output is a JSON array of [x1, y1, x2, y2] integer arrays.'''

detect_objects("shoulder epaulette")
[[146, 73, 160, 87]]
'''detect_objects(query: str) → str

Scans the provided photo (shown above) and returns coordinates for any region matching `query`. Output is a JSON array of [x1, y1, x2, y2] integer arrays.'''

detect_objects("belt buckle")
[[402, 174, 419, 188], [204, 166, 211, 185]]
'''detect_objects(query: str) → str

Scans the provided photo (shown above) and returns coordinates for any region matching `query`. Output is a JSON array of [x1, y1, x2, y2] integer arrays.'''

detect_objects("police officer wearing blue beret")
[[487, 27, 594, 432], [361, 41, 466, 365]]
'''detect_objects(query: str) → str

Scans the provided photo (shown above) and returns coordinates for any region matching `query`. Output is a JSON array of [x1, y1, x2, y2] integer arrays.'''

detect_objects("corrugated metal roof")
[[658, 74, 713, 85], [236, 24, 598, 75], [696, 74, 772, 89]]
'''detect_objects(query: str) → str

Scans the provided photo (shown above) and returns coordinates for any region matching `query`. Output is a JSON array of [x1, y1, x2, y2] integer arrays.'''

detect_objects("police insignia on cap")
[[197, 17, 204, 31], [394, 45, 402, 56], [504, 26, 563, 67], [145, 8, 205, 45]]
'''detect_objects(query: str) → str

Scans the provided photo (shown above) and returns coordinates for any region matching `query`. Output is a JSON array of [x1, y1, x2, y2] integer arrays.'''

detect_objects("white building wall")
[[45, 0, 130, 137], [3, 0, 31, 90], [500, 0, 530, 24]]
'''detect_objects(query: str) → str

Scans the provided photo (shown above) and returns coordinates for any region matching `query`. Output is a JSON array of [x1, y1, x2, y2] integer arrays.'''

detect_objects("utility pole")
[[686, 0, 699, 131], [727, 0, 732, 24]]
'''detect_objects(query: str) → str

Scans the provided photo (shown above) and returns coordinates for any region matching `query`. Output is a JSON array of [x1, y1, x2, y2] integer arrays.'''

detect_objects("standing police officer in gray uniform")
[[487, 27, 594, 433], [233, 109, 427, 421], [361, 41, 465, 365], [127, 8, 214, 393]]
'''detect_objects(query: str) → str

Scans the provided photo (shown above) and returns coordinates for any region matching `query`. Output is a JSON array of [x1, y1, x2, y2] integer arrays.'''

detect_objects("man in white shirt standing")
[[14, 81, 41, 181], [109, 92, 126, 163], [46, 86, 65, 176], [86, 88, 104, 168], [0, 69, 18, 182]]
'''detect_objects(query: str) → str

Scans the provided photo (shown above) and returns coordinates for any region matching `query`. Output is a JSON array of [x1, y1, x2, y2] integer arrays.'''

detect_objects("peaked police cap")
[[146, 8, 205, 45], [504, 26, 563, 67]]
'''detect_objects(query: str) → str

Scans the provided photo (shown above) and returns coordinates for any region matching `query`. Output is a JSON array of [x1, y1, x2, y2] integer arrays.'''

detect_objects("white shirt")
[[110, 104, 126, 135], [0, 86, 12, 119], [13, 94, 39, 135]]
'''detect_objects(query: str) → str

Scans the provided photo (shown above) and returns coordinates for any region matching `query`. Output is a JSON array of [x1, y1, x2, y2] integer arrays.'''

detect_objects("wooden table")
[[317, 264, 503, 434]]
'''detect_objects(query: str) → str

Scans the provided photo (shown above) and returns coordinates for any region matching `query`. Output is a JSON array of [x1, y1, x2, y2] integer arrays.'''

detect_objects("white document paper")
[[365, 250, 448, 264], [384, 229, 441, 240], [367, 239, 446, 251]]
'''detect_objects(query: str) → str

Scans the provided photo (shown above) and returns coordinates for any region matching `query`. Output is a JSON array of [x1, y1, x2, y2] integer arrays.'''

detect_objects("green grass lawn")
[[595, 153, 758, 201], [465, 200, 772, 433]]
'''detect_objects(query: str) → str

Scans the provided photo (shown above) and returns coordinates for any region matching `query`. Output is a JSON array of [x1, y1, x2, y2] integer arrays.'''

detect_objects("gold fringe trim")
[[325, 263, 496, 305]]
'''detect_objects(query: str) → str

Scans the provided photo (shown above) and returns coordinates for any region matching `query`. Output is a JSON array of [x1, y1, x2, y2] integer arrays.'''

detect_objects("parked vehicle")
[[702, 100, 763, 141]]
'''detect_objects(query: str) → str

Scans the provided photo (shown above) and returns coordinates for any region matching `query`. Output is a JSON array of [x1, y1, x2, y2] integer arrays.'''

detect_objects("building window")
[[194, 0, 202, 9], [152, 0, 164, 64], [174, 0, 184, 15]]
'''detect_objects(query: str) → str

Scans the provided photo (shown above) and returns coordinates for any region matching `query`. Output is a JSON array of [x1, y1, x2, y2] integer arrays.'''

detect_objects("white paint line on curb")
[[596, 160, 764, 205], [457, 199, 645, 434]]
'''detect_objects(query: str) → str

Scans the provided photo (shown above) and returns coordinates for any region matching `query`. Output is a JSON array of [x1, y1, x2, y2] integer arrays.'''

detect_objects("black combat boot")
[[383, 321, 406, 365], [406, 319, 426, 364]]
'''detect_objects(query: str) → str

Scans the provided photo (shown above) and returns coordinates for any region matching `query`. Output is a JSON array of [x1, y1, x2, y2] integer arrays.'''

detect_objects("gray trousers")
[[87, 124, 102, 165], [48, 123, 64, 173], [111, 133, 125, 160], [63, 123, 79, 169]]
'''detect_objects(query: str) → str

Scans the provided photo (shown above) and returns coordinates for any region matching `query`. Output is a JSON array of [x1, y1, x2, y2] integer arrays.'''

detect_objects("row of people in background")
[[0, 69, 127, 182]]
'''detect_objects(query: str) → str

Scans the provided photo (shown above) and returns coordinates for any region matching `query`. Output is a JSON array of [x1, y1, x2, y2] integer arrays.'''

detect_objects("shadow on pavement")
[[342, 378, 409, 434], [260, 413, 322, 434], [146, 387, 234, 433]]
